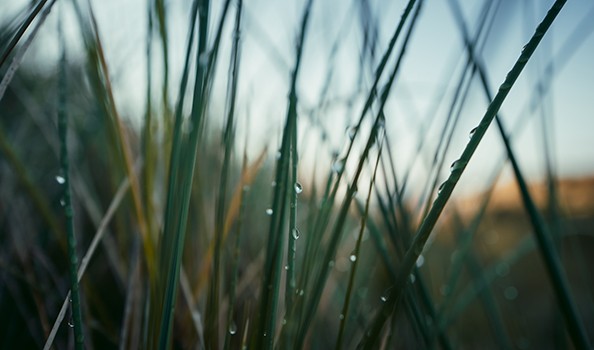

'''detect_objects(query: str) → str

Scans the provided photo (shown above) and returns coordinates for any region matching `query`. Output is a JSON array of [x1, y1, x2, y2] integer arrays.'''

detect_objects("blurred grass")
[[1, 0, 593, 349]]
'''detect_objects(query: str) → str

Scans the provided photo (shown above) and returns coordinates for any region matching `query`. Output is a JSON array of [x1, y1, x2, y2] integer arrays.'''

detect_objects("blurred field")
[[1, 0, 593, 349]]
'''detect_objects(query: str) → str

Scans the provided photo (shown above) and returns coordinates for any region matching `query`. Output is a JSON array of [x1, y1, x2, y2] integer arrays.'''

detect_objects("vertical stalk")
[[336, 140, 383, 350], [58, 6, 84, 349], [358, 1, 568, 348]]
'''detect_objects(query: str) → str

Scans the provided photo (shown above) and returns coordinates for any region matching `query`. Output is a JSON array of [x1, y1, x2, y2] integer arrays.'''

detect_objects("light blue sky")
[[2, 0, 594, 196]]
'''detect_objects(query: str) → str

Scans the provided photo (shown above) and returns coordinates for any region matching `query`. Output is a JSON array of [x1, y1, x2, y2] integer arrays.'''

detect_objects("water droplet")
[[294, 182, 303, 194], [449, 159, 467, 172], [299, 289, 304, 296], [265, 208, 273, 216], [416, 255, 425, 268], [347, 126, 357, 140], [469, 127, 478, 139], [271, 181, 277, 187], [60, 198, 66, 207], [504, 286, 518, 300], [409, 274, 416, 283], [349, 254, 357, 262], [55, 175, 65, 184], [380, 296, 387, 302], [284, 265, 289, 270], [282, 318, 287, 325], [499, 82, 512, 91], [275, 151, 281, 160], [229, 322, 237, 335], [339, 313, 345, 320], [68, 321, 74, 328], [328, 260, 335, 268], [332, 158, 345, 173], [378, 117, 385, 128], [263, 332, 267, 337], [437, 181, 447, 194], [291, 228, 300, 240]]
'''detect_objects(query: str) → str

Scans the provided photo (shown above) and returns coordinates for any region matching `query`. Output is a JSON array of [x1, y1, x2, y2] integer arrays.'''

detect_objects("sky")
[[2, 0, 594, 197]]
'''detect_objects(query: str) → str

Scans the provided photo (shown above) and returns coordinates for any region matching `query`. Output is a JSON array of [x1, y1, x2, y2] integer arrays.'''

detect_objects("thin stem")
[[58, 7, 84, 348], [358, 2, 567, 348]]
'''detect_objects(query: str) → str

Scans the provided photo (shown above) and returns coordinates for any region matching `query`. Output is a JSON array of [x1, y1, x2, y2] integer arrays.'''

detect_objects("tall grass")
[[0, 0, 593, 348]]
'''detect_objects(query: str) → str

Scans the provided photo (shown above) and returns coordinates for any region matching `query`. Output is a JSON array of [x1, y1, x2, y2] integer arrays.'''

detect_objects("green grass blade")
[[357, 2, 567, 348], [493, 107, 591, 349], [208, 0, 241, 347], [0, 0, 50, 69], [153, 0, 171, 121], [157, 0, 213, 347], [448, 0, 591, 345], [57, 9, 84, 348], [224, 154, 249, 350], [335, 139, 382, 350], [254, 2, 312, 348], [142, 1, 157, 247], [43, 165, 134, 350], [296, 1, 422, 343]]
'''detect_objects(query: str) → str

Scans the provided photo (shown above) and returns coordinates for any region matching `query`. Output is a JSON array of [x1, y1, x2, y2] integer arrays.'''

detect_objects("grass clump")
[[0, 0, 593, 349]]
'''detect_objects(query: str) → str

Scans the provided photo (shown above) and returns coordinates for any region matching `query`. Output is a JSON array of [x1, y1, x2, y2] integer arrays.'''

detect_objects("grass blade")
[[448, 0, 591, 345], [57, 8, 84, 347], [208, 0, 242, 346], [335, 138, 382, 350], [254, 2, 312, 348], [43, 161, 135, 350], [357, 2, 568, 348], [156, 0, 213, 347]]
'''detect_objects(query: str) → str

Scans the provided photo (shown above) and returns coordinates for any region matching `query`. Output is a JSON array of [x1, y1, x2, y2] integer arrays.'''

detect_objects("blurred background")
[[1, 0, 593, 348]]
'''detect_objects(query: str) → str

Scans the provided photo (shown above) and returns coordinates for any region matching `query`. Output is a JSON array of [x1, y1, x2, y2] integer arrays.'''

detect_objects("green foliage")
[[0, 0, 592, 349]]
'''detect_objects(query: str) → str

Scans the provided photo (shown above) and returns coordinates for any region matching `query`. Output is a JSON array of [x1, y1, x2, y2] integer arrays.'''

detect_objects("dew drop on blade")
[[450, 159, 467, 172], [265, 208, 273, 216], [55, 175, 65, 184], [349, 254, 357, 262], [416, 255, 425, 268], [378, 117, 385, 128], [499, 82, 512, 91], [294, 182, 303, 194], [347, 126, 357, 140], [291, 228, 300, 240], [332, 159, 345, 173], [437, 181, 446, 194], [229, 322, 237, 335]]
